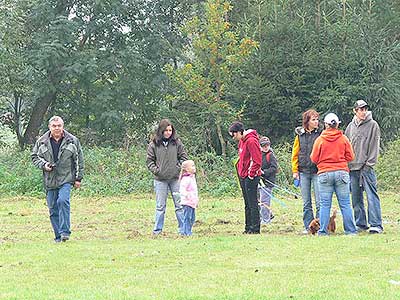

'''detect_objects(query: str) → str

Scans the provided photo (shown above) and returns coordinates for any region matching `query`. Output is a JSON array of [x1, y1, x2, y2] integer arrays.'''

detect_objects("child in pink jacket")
[[179, 160, 199, 236]]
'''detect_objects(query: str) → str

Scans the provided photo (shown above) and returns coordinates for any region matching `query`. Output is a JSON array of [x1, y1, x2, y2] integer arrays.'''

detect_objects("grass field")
[[1, 191, 400, 299]]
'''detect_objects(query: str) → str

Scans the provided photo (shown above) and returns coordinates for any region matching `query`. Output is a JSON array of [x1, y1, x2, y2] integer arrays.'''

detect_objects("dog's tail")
[[331, 208, 337, 218]]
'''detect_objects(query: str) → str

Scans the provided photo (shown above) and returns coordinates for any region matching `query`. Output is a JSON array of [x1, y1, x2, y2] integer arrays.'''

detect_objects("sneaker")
[[54, 238, 61, 243], [369, 226, 383, 234], [302, 229, 309, 235], [61, 235, 70, 242]]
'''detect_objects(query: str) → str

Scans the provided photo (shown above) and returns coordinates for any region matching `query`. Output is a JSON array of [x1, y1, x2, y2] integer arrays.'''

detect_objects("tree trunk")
[[315, 0, 320, 31], [215, 115, 226, 158], [214, 80, 226, 157], [12, 91, 24, 149], [342, 0, 347, 59], [22, 91, 56, 147]]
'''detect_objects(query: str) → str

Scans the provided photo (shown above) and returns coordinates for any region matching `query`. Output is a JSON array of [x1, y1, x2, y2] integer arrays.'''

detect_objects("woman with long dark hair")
[[146, 119, 188, 235]]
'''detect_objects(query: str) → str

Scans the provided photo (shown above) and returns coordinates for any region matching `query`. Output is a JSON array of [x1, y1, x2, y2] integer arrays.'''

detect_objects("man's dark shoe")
[[356, 226, 369, 233], [242, 230, 250, 234], [61, 235, 70, 242]]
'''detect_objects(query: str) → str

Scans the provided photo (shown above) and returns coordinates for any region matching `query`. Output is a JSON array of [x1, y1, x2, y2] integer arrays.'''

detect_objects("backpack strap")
[[266, 151, 271, 163]]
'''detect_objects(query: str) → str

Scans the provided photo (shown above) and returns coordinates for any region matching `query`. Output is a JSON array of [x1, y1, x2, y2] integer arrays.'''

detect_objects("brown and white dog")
[[308, 209, 337, 235]]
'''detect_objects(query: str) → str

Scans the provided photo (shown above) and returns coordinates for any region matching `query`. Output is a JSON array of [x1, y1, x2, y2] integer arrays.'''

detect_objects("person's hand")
[[74, 181, 81, 189], [362, 165, 372, 171], [293, 172, 299, 180], [44, 162, 53, 172]]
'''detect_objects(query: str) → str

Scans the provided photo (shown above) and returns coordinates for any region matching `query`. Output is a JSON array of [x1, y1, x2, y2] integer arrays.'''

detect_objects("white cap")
[[324, 113, 341, 125]]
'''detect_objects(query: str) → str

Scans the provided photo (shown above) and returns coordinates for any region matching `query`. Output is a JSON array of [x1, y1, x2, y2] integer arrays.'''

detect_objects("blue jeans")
[[317, 171, 357, 235], [153, 179, 184, 234], [46, 183, 72, 240], [182, 205, 196, 236], [259, 186, 272, 224], [299, 172, 320, 230], [350, 168, 383, 230]]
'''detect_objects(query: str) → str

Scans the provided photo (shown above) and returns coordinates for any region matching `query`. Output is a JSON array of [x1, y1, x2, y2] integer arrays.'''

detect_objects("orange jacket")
[[310, 128, 354, 174]]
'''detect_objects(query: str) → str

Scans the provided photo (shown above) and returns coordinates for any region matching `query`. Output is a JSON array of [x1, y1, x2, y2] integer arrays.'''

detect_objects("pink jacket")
[[179, 173, 199, 208]]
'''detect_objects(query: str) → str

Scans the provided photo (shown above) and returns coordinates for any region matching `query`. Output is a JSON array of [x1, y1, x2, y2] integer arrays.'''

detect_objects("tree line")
[[1, 0, 399, 154]]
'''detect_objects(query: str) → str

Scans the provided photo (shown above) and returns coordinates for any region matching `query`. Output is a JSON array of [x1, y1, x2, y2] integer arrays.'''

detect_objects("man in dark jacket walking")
[[229, 121, 262, 234], [345, 100, 383, 234], [32, 116, 84, 243]]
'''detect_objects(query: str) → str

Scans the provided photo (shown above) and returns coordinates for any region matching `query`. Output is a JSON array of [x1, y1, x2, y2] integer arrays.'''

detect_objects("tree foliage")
[[230, 0, 400, 142], [165, 0, 258, 156], [0, 0, 399, 151]]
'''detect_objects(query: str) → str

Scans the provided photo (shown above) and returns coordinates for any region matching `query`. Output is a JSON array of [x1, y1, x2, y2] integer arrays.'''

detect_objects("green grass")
[[1, 192, 400, 299]]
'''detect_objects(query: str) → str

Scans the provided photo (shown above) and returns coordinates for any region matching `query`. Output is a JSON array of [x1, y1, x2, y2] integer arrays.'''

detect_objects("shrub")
[[0, 137, 397, 198], [376, 139, 400, 191]]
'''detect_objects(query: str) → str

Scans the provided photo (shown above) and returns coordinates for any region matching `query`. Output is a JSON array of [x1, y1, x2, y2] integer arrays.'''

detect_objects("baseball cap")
[[324, 113, 341, 125], [354, 99, 368, 109], [259, 136, 270, 146]]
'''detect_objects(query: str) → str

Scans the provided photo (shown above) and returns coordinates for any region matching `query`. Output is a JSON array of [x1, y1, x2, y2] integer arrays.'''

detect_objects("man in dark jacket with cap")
[[229, 121, 262, 234], [345, 100, 383, 234]]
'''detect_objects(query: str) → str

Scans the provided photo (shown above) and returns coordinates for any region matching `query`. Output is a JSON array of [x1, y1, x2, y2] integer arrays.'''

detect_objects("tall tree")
[[165, 0, 257, 157]]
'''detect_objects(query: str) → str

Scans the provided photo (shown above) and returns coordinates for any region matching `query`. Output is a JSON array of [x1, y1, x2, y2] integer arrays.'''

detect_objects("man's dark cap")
[[354, 99, 368, 109]]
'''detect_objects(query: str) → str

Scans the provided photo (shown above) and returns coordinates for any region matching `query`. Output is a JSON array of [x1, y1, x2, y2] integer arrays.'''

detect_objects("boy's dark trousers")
[[239, 176, 261, 233]]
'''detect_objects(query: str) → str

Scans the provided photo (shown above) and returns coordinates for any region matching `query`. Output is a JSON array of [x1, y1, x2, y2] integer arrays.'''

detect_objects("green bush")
[[0, 149, 44, 197], [376, 139, 400, 191], [0, 147, 156, 197], [0, 138, 397, 198], [0, 146, 241, 197]]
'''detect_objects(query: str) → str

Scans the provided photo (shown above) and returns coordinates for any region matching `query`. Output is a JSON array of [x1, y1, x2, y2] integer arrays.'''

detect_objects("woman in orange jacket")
[[310, 113, 357, 235]]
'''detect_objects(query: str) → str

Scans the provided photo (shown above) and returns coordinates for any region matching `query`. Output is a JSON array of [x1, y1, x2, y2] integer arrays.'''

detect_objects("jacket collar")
[[38, 130, 74, 144]]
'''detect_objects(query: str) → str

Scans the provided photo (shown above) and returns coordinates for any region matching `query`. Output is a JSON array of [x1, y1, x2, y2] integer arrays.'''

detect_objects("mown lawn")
[[1, 192, 400, 299]]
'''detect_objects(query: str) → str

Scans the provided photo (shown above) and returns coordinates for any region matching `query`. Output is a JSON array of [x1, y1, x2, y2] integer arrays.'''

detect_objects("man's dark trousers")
[[239, 176, 261, 233]]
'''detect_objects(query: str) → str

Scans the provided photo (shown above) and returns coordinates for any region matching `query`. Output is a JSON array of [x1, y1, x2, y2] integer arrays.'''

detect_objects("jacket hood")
[[320, 128, 344, 142], [352, 111, 373, 126], [295, 126, 321, 135], [295, 126, 305, 135], [242, 129, 258, 141]]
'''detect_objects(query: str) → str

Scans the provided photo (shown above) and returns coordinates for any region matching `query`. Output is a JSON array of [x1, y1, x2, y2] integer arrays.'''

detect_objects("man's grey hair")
[[48, 116, 64, 125]]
